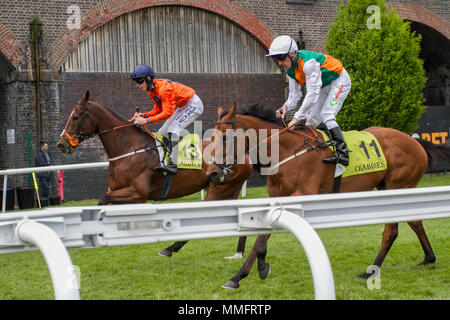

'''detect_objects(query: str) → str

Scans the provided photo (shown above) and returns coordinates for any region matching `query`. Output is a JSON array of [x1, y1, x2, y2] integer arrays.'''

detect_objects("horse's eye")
[[73, 116, 79, 121]]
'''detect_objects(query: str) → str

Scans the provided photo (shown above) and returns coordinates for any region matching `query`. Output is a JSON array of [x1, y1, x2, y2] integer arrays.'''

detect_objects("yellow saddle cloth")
[[155, 133, 202, 170], [318, 130, 388, 178]]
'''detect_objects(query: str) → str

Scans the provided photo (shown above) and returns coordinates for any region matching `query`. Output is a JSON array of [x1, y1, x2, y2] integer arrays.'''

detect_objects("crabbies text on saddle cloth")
[[155, 133, 202, 170], [318, 130, 388, 178]]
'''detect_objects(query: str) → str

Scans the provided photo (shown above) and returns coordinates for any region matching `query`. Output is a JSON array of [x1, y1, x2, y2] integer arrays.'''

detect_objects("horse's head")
[[58, 90, 98, 154], [206, 104, 238, 184]]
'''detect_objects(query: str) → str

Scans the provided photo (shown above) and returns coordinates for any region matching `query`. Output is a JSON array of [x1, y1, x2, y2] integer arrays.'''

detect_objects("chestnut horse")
[[208, 103, 450, 289], [57, 91, 252, 258]]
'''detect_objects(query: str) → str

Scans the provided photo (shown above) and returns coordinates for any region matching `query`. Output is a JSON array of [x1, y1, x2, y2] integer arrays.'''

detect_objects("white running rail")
[[0, 162, 109, 213], [1, 186, 450, 300], [1, 162, 248, 212]]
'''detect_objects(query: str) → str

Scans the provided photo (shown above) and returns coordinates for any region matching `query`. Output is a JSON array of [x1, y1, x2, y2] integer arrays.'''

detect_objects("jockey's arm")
[[146, 89, 176, 123], [142, 103, 162, 119], [293, 59, 322, 121], [285, 76, 302, 111]]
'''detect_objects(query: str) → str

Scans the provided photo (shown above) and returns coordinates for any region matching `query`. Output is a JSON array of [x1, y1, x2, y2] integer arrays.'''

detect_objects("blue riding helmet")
[[130, 64, 155, 79]]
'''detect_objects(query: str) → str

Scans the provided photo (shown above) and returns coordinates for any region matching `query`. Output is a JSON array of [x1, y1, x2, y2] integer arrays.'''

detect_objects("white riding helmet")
[[266, 35, 298, 57]]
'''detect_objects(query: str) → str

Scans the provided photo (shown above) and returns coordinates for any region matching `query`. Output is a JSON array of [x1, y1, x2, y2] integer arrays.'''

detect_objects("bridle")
[[211, 115, 327, 180], [62, 105, 146, 148], [61, 103, 159, 163], [209, 119, 237, 182], [62, 105, 101, 147]]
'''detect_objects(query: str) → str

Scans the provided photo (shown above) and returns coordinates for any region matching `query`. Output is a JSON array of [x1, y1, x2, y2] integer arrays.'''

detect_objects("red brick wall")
[[388, 2, 450, 39], [1, 0, 448, 71], [0, 24, 25, 68]]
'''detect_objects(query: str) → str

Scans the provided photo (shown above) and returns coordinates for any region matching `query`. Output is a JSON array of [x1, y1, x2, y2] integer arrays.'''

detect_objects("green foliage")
[[30, 15, 43, 43], [326, 0, 427, 134]]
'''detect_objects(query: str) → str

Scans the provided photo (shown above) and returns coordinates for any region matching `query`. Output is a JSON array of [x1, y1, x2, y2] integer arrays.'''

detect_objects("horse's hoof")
[[158, 249, 172, 257], [356, 272, 371, 280], [258, 264, 271, 280], [222, 280, 240, 290], [224, 252, 243, 260], [418, 256, 436, 266], [98, 193, 111, 205]]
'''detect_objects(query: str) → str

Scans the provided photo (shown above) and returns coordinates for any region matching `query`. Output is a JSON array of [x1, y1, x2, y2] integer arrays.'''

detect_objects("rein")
[[113, 123, 157, 140], [63, 106, 157, 161], [214, 118, 324, 166]]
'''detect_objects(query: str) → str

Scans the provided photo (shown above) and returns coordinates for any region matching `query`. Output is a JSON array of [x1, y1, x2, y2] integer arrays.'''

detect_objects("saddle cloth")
[[317, 130, 388, 178], [155, 133, 202, 170]]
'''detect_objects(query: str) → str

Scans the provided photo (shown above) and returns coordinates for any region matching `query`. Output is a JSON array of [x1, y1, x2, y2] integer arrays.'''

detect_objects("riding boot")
[[316, 122, 328, 132], [322, 126, 350, 166], [155, 133, 178, 174]]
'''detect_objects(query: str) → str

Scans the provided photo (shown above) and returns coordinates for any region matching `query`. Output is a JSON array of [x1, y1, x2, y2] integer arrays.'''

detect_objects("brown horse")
[[207, 103, 450, 289], [57, 91, 252, 257]]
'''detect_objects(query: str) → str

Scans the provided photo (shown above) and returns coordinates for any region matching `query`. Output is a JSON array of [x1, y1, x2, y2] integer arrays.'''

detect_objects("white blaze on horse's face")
[[57, 109, 78, 154], [60, 109, 76, 140]]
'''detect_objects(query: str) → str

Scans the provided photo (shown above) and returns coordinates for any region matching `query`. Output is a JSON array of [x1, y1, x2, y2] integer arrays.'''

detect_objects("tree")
[[326, 0, 427, 134]]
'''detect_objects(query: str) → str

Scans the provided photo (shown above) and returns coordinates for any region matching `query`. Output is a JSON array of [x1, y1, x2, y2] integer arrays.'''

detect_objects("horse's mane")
[[223, 103, 283, 126], [88, 100, 129, 123]]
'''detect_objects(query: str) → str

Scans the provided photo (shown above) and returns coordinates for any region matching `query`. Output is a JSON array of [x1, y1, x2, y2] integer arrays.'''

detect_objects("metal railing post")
[[2, 175, 8, 213], [269, 208, 335, 300], [16, 220, 80, 300]]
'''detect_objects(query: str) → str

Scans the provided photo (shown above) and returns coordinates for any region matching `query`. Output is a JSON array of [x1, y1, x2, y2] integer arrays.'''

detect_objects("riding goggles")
[[273, 54, 288, 61], [133, 77, 146, 85]]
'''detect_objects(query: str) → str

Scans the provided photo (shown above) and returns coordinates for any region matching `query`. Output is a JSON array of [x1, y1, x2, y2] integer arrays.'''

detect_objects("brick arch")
[[48, 0, 274, 71], [388, 2, 449, 39], [315, 2, 450, 53], [0, 24, 26, 70]]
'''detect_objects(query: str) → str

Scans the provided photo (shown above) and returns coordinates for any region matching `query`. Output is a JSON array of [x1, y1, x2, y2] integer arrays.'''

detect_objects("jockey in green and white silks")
[[268, 35, 351, 166]]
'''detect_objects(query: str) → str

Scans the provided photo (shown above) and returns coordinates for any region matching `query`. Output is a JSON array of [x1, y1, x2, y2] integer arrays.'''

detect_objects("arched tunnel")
[[410, 21, 450, 171], [410, 21, 450, 107]]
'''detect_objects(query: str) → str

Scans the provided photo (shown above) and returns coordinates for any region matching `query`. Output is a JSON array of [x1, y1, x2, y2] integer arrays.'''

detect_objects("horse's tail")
[[415, 138, 450, 169]]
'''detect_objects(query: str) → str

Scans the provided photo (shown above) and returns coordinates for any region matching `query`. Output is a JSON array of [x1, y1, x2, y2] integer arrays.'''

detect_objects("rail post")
[[2, 175, 7, 213], [16, 220, 80, 300], [265, 207, 335, 300]]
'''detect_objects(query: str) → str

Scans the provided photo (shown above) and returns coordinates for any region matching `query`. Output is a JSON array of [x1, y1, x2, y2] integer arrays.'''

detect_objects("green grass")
[[0, 174, 449, 300]]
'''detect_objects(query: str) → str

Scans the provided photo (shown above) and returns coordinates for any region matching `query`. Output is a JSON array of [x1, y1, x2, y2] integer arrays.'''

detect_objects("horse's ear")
[[79, 90, 89, 108], [217, 107, 224, 120], [229, 102, 236, 117]]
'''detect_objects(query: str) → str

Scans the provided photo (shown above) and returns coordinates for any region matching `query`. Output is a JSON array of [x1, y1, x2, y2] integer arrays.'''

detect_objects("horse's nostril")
[[207, 171, 220, 184]]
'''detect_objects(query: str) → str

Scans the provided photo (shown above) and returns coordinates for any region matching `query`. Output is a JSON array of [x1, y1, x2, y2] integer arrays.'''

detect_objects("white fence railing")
[[1, 186, 450, 300], [0, 162, 247, 212], [0, 162, 109, 213]]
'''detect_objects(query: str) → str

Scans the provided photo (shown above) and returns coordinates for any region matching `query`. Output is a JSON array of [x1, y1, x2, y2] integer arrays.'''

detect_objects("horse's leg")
[[224, 236, 246, 259], [357, 223, 399, 279], [256, 234, 271, 280], [206, 188, 247, 259], [237, 236, 246, 257], [407, 220, 436, 265], [98, 192, 110, 205], [222, 235, 267, 289], [159, 241, 189, 258], [105, 186, 144, 204]]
